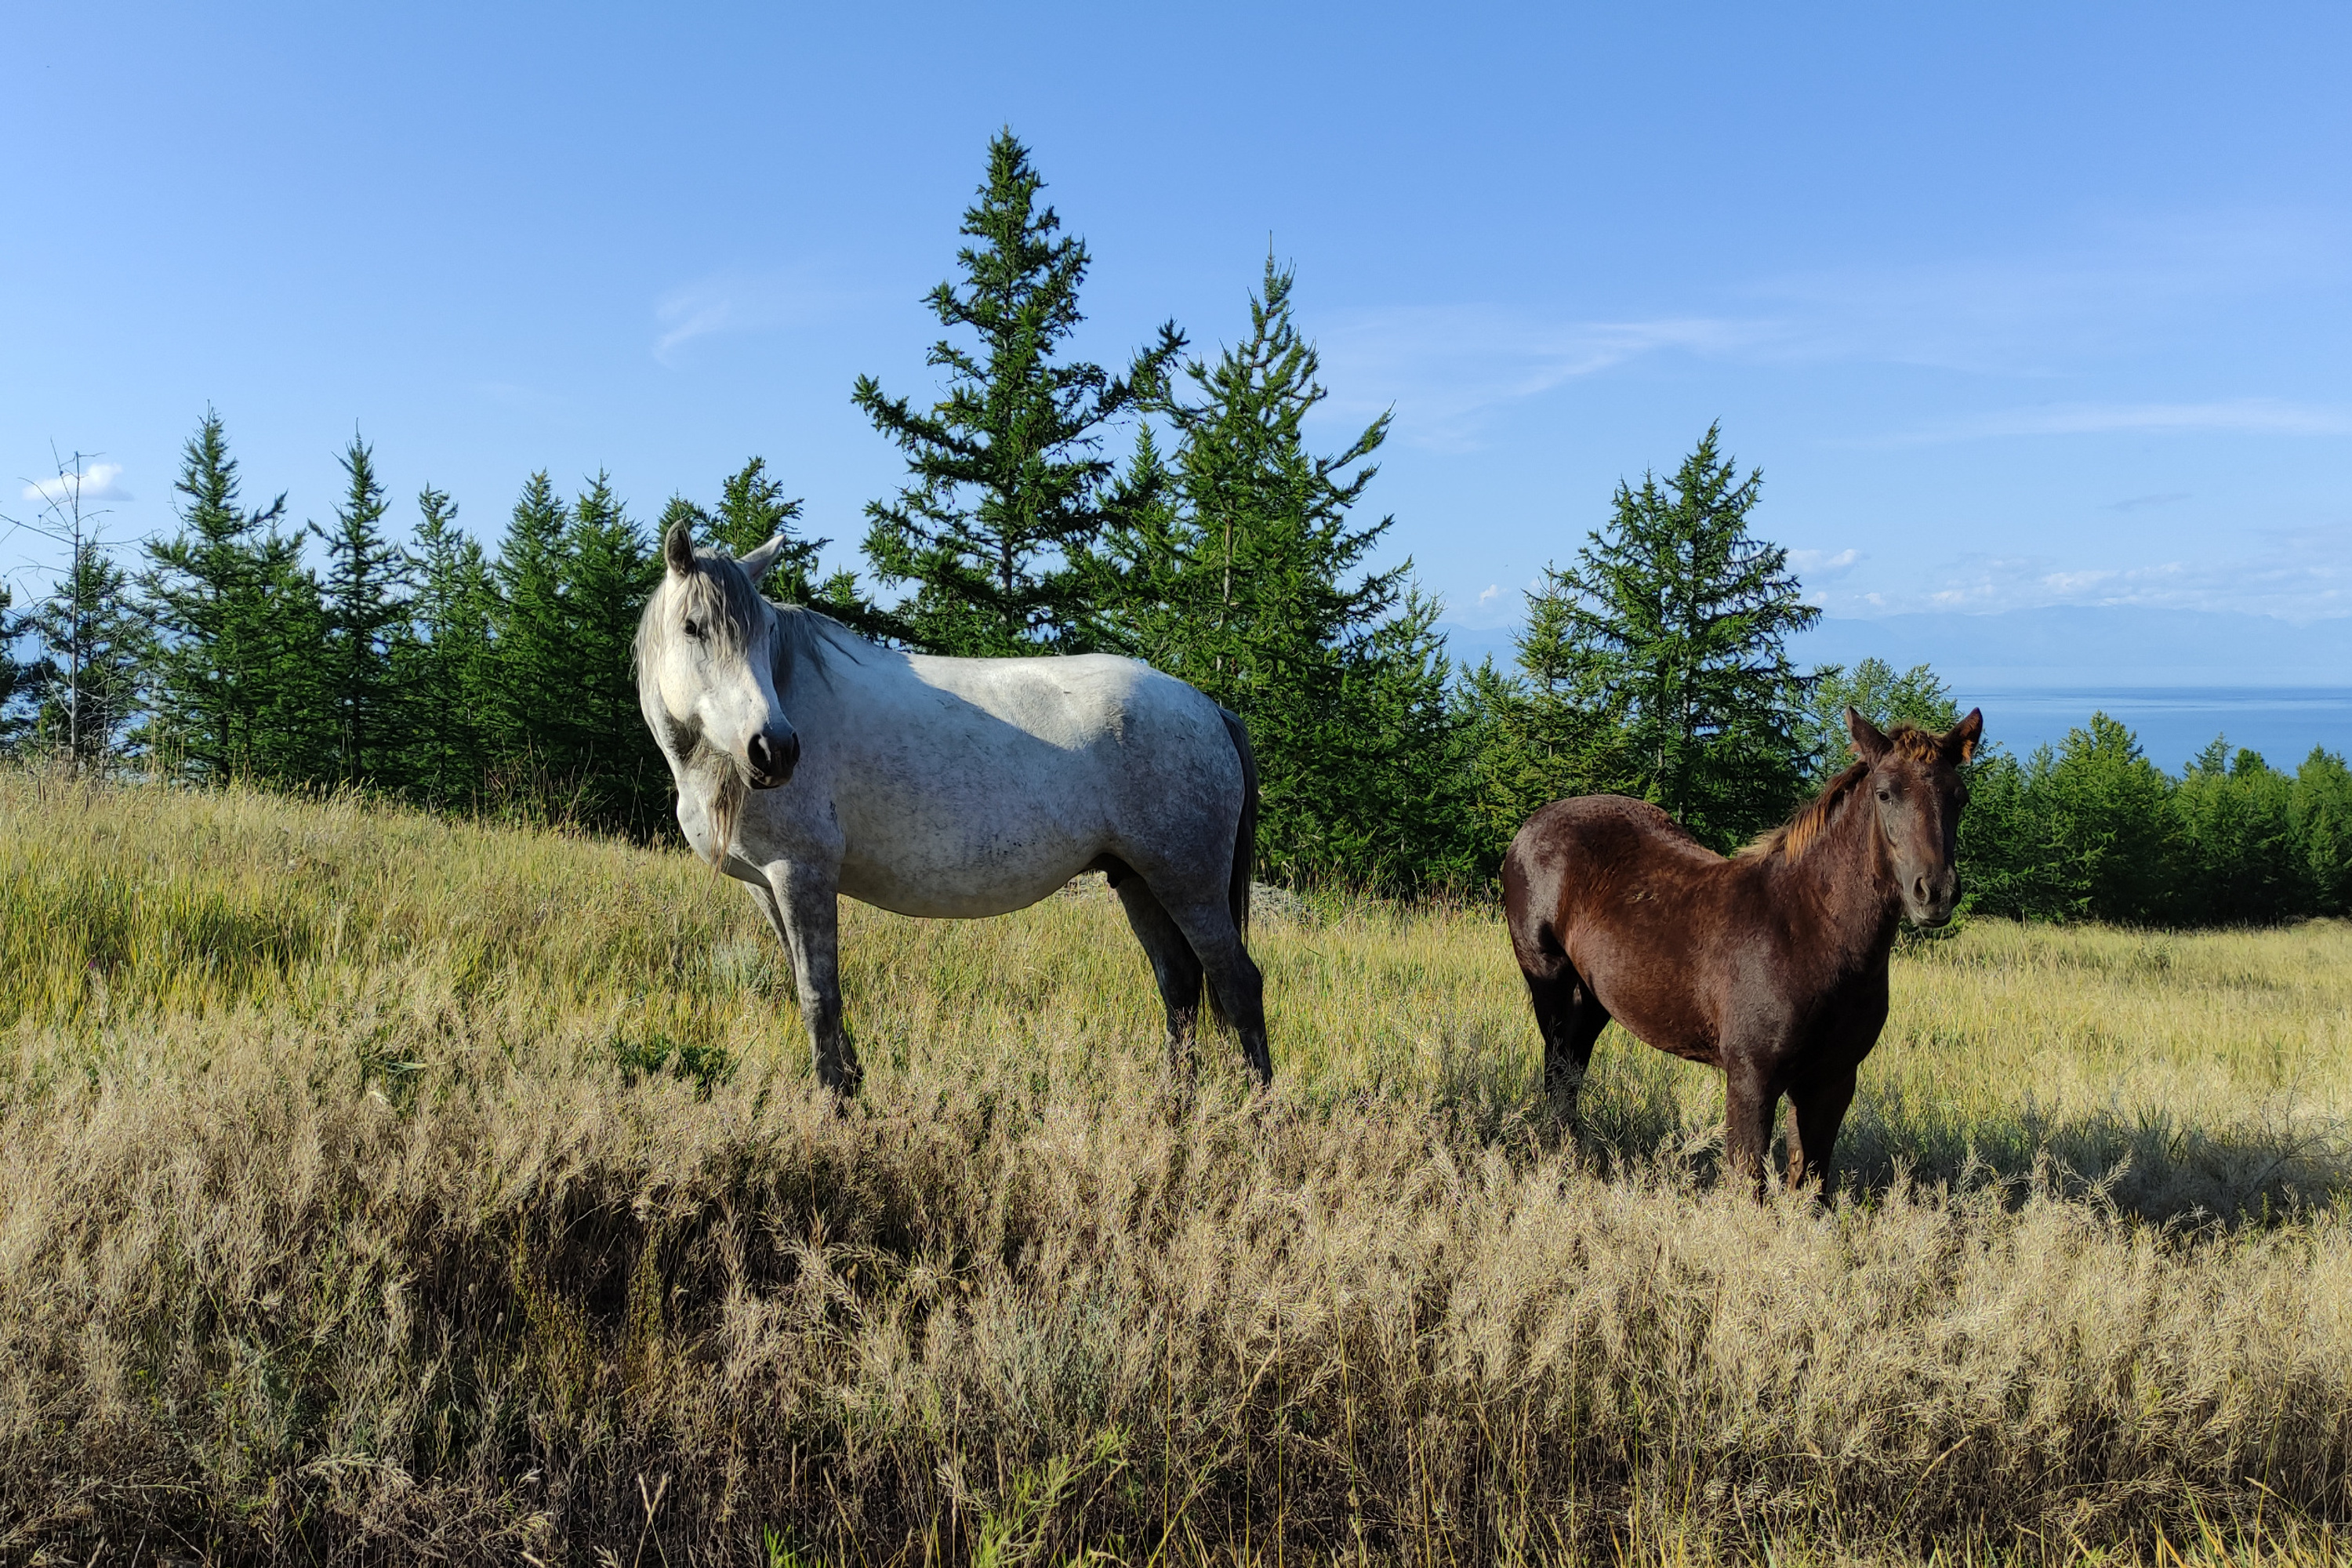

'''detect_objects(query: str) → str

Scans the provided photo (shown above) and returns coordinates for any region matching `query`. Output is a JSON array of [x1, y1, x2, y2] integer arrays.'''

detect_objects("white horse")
[[635, 520, 1269, 1095]]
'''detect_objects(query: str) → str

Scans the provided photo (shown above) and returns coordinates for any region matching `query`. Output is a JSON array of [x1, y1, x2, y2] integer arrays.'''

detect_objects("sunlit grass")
[[5, 767, 2352, 1564]]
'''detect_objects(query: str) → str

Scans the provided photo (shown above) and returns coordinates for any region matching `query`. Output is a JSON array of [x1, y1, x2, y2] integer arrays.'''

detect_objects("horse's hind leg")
[[1156, 893, 1271, 1089], [1522, 964, 1610, 1133], [1112, 874, 1207, 1076], [1510, 909, 1609, 1131]]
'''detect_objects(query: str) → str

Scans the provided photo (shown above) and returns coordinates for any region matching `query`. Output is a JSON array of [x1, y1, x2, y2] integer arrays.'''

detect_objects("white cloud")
[[1863, 399, 2352, 447], [1476, 583, 1501, 605], [1821, 528, 2352, 621], [1746, 211, 2344, 376], [1314, 306, 1776, 450], [1298, 211, 2350, 453], [653, 268, 868, 363], [21, 462, 128, 506], [1790, 547, 1862, 579]]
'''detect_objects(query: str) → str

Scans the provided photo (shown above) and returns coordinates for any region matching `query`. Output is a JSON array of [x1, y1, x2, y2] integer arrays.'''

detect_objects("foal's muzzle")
[[746, 728, 799, 789], [1906, 869, 1959, 927]]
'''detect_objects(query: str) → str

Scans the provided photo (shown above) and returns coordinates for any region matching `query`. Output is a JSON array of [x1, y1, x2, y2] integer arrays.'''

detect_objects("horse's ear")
[[1846, 706, 1892, 764], [1945, 707, 1984, 764], [663, 519, 696, 578], [737, 533, 785, 586]]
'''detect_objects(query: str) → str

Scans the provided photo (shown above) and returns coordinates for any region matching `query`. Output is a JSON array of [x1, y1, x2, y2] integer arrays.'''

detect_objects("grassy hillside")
[[3, 768, 2350, 1565]]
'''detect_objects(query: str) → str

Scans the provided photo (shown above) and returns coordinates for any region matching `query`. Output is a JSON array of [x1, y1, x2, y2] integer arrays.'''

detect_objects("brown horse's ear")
[[1846, 706, 1892, 763], [1945, 707, 1984, 763], [663, 518, 696, 578]]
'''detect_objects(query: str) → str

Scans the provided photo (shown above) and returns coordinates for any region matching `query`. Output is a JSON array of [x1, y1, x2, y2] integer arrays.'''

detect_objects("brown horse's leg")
[[1523, 967, 1609, 1133], [1112, 874, 1206, 1078], [1722, 1062, 1781, 1197], [1787, 1071, 1858, 1200]]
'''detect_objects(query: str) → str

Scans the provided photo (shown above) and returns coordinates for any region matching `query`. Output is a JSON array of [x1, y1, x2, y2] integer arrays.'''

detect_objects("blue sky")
[[7, 1, 2350, 647]]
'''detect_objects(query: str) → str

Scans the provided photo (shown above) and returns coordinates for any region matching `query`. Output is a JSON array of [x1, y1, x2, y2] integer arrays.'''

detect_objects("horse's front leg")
[[1786, 1069, 1857, 1201], [757, 858, 862, 1098], [1720, 1056, 1782, 1198]]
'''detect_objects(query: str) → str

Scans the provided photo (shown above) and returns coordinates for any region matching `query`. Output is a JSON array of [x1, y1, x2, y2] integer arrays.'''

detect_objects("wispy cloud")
[[2106, 492, 2192, 512], [1856, 399, 2352, 448], [1315, 307, 1776, 449], [21, 462, 129, 506], [653, 268, 869, 363], [1313, 212, 2348, 451], [1822, 524, 2352, 621], [1747, 211, 2344, 376], [1791, 546, 1863, 579]]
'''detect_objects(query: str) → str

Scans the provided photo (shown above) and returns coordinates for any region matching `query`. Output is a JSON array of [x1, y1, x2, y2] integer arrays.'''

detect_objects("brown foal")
[[1501, 706, 1983, 1196]]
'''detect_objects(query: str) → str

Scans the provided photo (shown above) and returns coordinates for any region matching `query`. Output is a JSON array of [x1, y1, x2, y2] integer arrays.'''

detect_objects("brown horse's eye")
[[1875, 787, 1892, 802]]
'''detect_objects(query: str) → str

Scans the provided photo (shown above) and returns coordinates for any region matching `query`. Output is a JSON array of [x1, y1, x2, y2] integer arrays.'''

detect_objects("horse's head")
[[1849, 706, 1984, 927], [641, 519, 800, 792]]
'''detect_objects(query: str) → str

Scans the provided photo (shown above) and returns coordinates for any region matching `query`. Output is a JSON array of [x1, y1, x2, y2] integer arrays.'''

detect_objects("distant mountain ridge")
[[1436, 607, 2352, 690]]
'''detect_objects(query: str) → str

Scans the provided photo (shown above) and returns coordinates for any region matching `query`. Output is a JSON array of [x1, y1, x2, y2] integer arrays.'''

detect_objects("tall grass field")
[[5, 768, 2352, 1565]]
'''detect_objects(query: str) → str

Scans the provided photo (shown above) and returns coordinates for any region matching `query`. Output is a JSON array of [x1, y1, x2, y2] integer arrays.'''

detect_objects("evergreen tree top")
[[168, 407, 286, 547], [855, 129, 1183, 655]]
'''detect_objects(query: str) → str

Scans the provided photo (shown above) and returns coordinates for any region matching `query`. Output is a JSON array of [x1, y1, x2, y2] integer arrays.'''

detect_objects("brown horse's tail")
[[1210, 706, 1257, 1029]]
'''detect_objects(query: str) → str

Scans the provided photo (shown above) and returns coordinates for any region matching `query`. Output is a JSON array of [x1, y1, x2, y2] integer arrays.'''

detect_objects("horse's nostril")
[[746, 730, 796, 787]]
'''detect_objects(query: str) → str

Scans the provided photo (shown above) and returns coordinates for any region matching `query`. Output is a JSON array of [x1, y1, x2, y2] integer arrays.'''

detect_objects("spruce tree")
[[855, 129, 1181, 654], [29, 539, 149, 772], [1534, 424, 1819, 847], [312, 432, 412, 786], [143, 409, 313, 782], [1459, 583, 1641, 860], [561, 474, 664, 832], [489, 471, 574, 788], [1801, 658, 1962, 783], [401, 486, 497, 808], [657, 459, 880, 631], [1094, 258, 1468, 887], [0, 588, 32, 749]]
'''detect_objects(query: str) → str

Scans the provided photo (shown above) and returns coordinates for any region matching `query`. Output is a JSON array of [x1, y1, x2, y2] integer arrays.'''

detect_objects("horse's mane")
[[1740, 724, 1947, 863], [633, 547, 868, 691]]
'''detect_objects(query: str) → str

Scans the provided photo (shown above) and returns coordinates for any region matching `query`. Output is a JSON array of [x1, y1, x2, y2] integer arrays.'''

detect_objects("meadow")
[[4, 767, 2352, 1566]]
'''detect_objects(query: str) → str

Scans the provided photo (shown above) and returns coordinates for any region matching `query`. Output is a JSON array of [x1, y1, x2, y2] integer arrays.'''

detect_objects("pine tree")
[[561, 474, 664, 832], [1801, 657, 1962, 782], [29, 539, 150, 772], [855, 129, 1181, 654], [1094, 258, 1467, 887], [659, 459, 880, 632], [1459, 588, 1640, 861], [0, 588, 33, 749], [489, 471, 574, 786], [401, 485, 497, 808], [1534, 424, 1819, 847], [143, 409, 314, 782], [312, 432, 412, 786]]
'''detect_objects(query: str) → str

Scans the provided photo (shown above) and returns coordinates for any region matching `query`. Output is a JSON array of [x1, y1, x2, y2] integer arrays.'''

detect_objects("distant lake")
[[1967, 688, 2352, 772]]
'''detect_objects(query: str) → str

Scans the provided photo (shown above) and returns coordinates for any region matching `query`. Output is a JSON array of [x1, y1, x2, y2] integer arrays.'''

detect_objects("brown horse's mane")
[[1740, 725, 1947, 863]]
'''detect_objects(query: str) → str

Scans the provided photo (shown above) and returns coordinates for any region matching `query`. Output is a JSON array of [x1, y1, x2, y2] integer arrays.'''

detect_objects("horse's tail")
[[1214, 707, 1258, 1030]]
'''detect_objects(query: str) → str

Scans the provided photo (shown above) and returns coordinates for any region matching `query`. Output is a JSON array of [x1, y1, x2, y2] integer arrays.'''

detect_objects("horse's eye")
[[682, 618, 703, 640], [1875, 788, 1892, 802]]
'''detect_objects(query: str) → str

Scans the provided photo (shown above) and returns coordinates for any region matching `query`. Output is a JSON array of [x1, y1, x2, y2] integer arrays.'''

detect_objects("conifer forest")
[[9, 131, 2350, 926]]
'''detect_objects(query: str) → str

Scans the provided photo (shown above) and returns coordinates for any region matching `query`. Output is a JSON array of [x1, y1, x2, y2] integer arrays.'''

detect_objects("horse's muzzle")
[[746, 729, 800, 789], [1906, 870, 1958, 927]]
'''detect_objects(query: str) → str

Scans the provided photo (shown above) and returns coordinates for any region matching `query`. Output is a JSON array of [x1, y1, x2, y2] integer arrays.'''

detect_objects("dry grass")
[[4, 767, 2352, 1566]]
